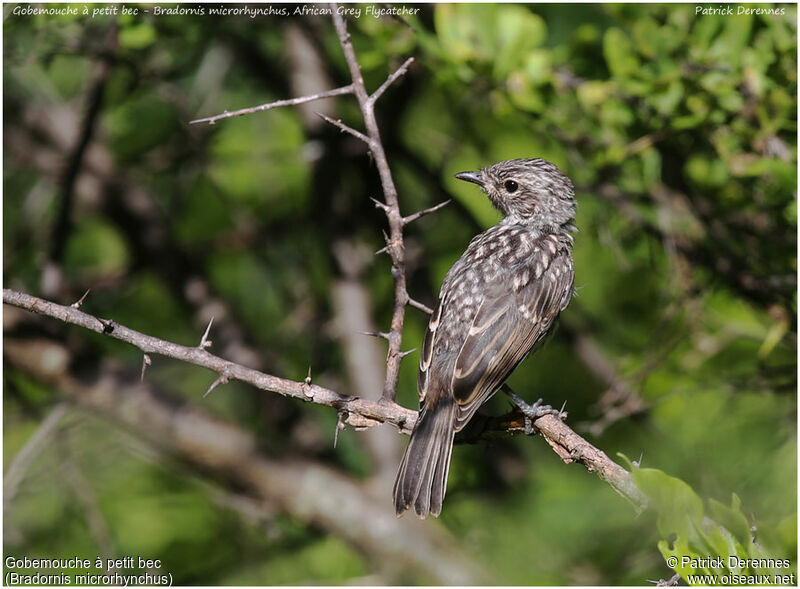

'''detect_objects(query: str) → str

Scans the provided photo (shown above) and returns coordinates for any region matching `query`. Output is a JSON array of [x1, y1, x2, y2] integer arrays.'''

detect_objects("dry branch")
[[330, 7, 415, 403], [3, 288, 647, 511], [189, 84, 355, 125], [189, 8, 426, 404], [3, 288, 415, 434]]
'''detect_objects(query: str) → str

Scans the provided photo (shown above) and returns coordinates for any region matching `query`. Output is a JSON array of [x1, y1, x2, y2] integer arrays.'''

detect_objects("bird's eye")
[[504, 180, 518, 193]]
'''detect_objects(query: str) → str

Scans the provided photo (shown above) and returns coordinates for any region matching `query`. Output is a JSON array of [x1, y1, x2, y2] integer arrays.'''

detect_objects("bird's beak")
[[454, 170, 485, 187]]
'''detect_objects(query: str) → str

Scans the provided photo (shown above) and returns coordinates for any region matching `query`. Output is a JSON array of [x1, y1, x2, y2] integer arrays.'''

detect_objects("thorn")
[[633, 452, 644, 468], [199, 316, 214, 349], [360, 330, 391, 341], [402, 199, 451, 226], [407, 297, 433, 315], [203, 372, 229, 398], [140, 354, 151, 382], [558, 399, 568, 420], [333, 410, 347, 448], [375, 229, 398, 258], [399, 348, 417, 358], [301, 367, 314, 399], [71, 289, 91, 309], [315, 112, 371, 145], [370, 196, 390, 212]]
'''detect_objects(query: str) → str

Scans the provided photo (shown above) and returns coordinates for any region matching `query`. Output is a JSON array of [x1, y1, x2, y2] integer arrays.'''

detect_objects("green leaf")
[[524, 49, 551, 84], [708, 495, 752, 549], [650, 80, 684, 115], [604, 27, 640, 78], [494, 6, 546, 78], [119, 22, 156, 49], [632, 467, 704, 540], [577, 81, 613, 110], [708, 12, 753, 67], [434, 4, 496, 64], [63, 216, 130, 279], [507, 71, 546, 112]]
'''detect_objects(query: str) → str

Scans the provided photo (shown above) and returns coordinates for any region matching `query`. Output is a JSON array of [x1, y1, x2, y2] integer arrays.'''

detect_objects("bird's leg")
[[501, 384, 563, 435]]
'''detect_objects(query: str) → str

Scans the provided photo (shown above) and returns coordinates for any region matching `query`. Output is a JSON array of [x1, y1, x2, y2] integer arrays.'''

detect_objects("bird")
[[393, 158, 577, 518]]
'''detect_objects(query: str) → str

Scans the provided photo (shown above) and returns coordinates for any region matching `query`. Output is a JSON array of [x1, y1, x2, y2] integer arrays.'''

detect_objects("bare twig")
[[402, 199, 451, 226], [189, 84, 354, 125], [370, 56, 415, 103], [407, 297, 433, 315], [314, 112, 372, 145], [331, 6, 414, 403], [4, 288, 647, 511]]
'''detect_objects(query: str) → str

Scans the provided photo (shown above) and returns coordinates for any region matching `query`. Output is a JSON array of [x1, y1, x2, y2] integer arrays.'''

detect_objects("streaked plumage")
[[394, 158, 577, 518]]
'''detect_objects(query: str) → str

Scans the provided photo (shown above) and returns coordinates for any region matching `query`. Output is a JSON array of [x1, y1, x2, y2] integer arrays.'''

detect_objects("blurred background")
[[3, 2, 796, 585]]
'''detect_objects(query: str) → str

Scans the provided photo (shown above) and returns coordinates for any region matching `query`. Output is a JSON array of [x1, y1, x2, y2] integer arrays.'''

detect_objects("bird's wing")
[[450, 251, 574, 430]]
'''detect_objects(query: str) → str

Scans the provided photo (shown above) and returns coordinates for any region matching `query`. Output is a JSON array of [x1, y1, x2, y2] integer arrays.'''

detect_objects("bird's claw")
[[518, 397, 561, 420], [503, 388, 561, 434]]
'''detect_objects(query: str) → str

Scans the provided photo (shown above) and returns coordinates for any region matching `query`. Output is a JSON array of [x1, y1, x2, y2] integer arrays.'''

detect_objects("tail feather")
[[393, 399, 457, 518]]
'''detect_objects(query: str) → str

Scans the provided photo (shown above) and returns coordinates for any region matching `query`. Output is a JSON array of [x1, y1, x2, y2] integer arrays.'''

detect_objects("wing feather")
[[451, 250, 574, 429]]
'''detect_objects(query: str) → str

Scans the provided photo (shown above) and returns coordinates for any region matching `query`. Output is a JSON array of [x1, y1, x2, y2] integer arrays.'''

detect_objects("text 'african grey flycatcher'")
[[394, 158, 577, 518]]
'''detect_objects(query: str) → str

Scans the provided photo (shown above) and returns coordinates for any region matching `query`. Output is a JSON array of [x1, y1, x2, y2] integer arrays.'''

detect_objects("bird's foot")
[[502, 386, 563, 435]]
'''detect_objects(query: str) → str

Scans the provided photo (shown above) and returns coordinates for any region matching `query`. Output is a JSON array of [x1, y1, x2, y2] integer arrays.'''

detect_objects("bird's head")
[[455, 158, 576, 230]]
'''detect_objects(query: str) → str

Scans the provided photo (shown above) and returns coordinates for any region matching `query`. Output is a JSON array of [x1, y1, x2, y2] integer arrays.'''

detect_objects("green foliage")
[[627, 460, 796, 584], [63, 216, 130, 280]]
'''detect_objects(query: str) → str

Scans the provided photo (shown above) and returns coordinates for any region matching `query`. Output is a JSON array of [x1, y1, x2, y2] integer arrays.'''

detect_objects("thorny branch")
[[330, 11, 416, 403], [3, 288, 647, 511], [189, 84, 355, 125], [191, 7, 427, 403]]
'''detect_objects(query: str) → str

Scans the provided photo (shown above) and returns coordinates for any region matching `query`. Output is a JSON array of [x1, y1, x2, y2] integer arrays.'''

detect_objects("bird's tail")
[[393, 398, 457, 518]]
